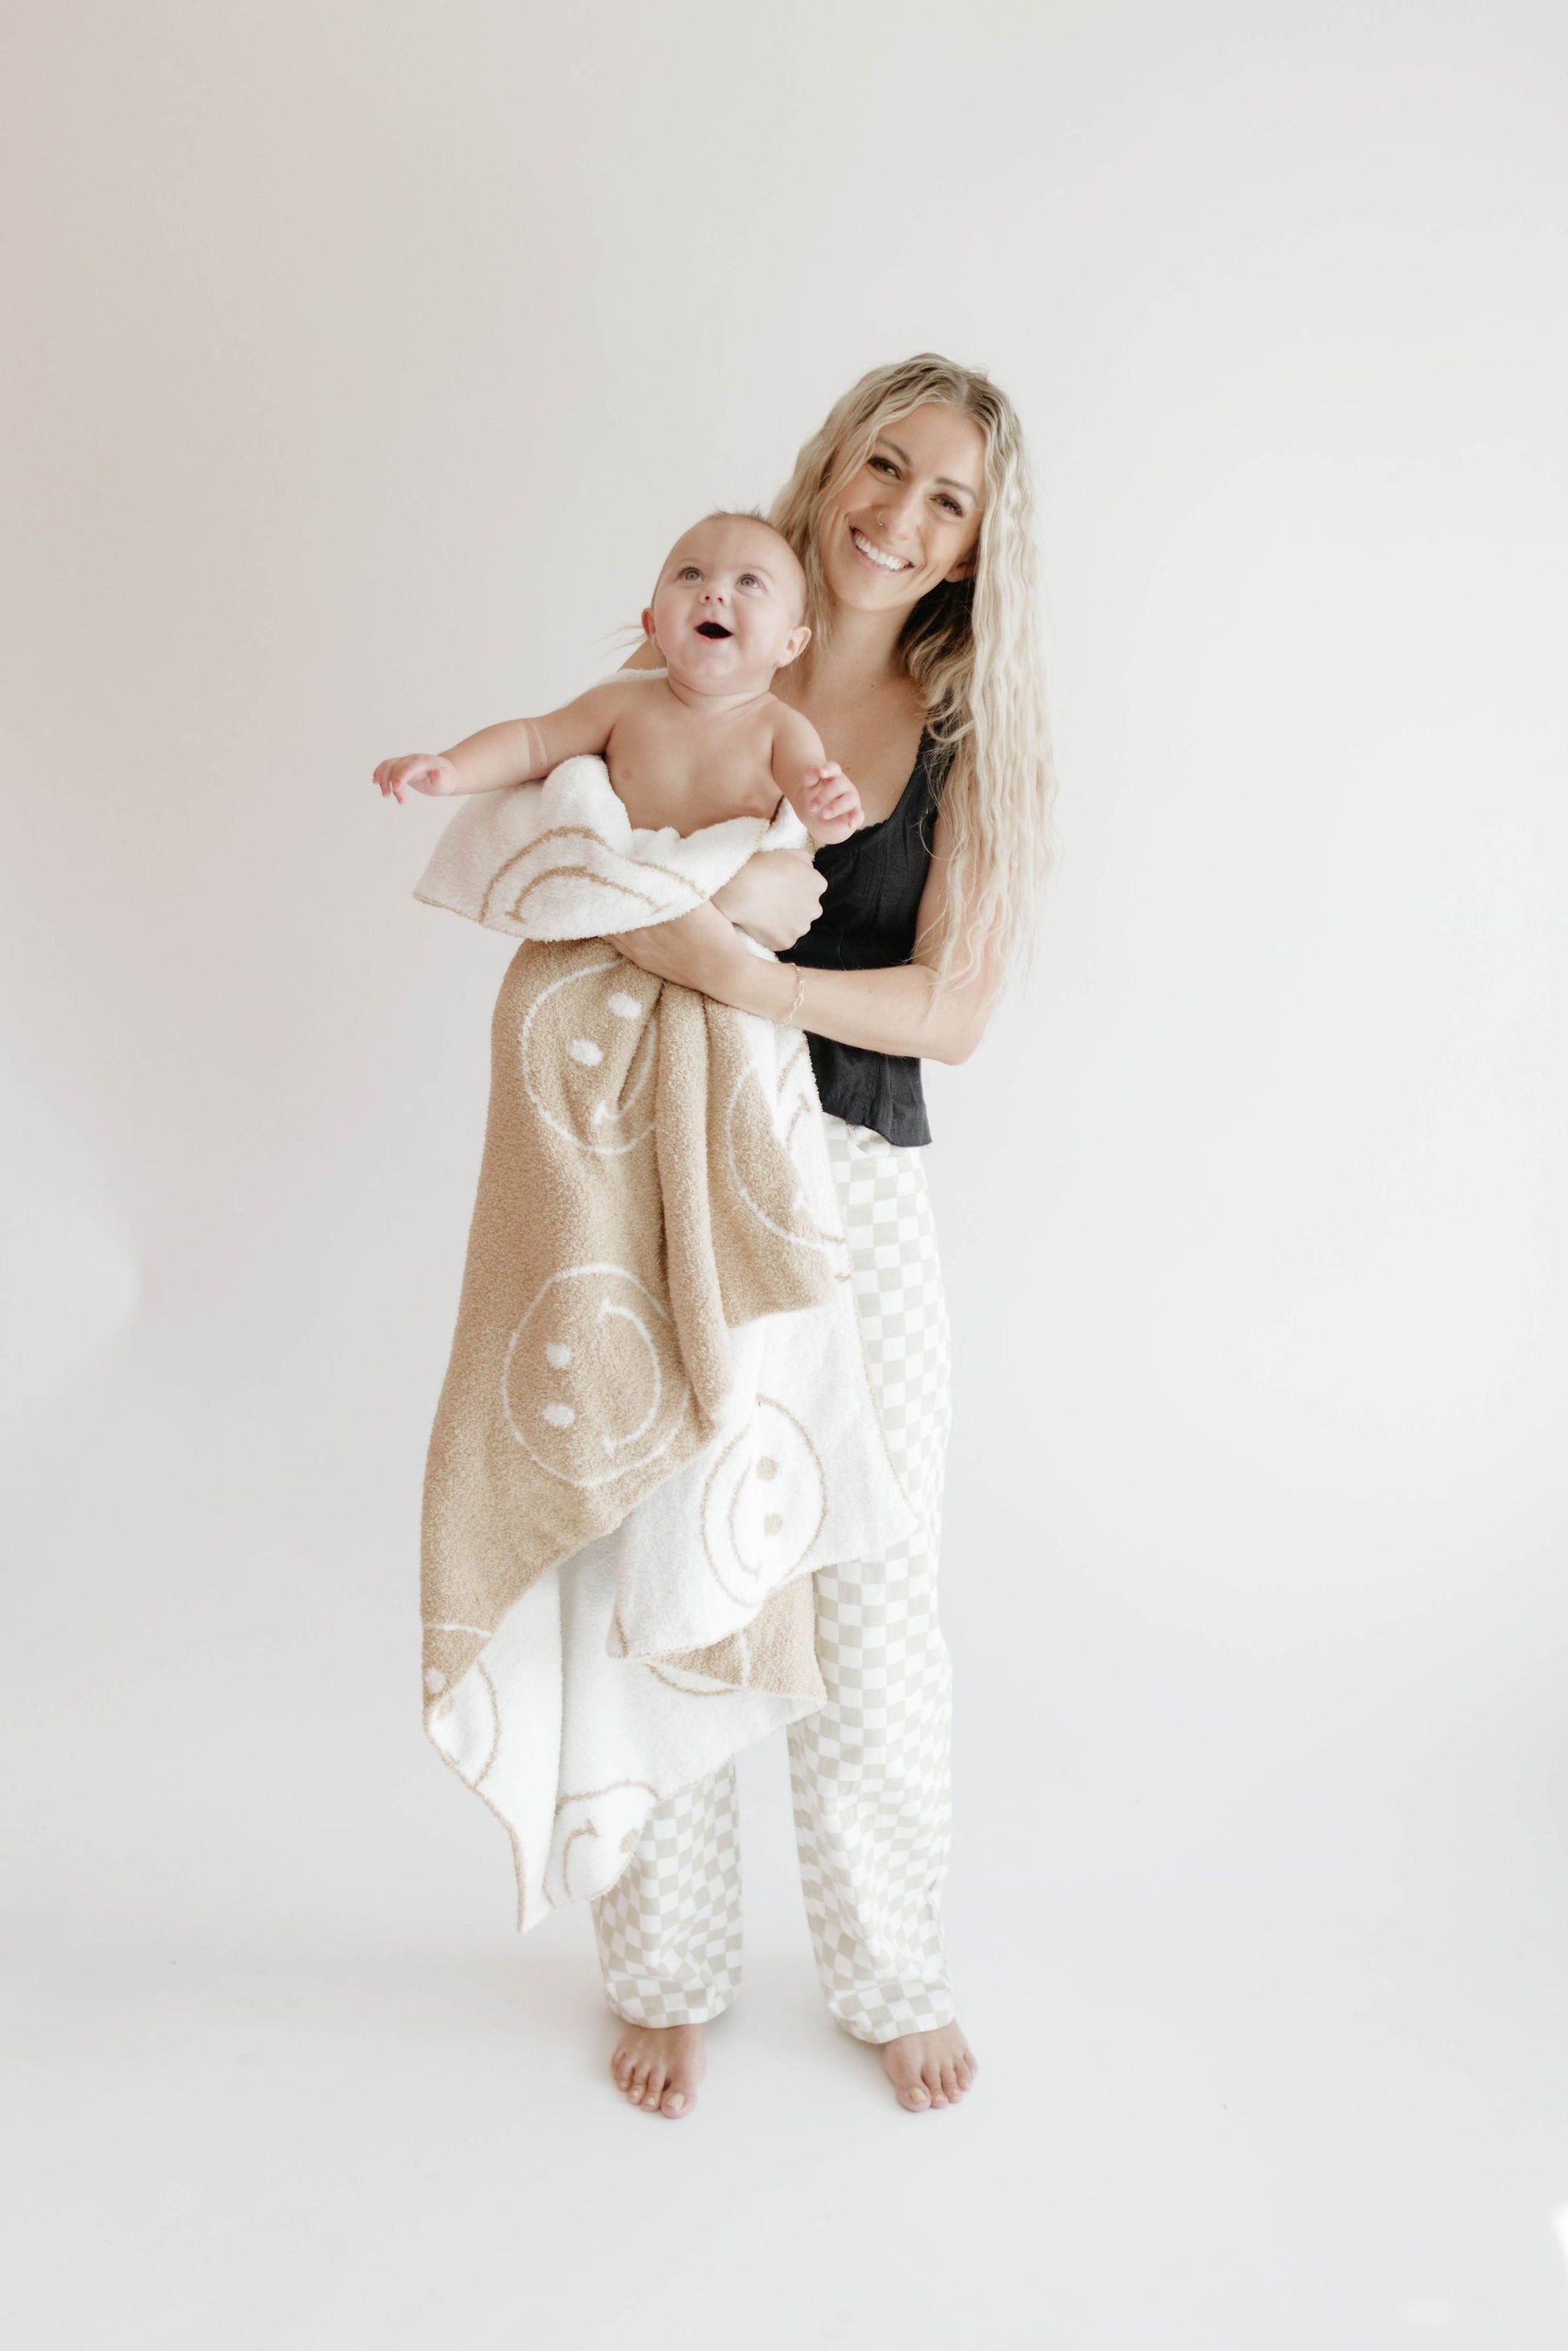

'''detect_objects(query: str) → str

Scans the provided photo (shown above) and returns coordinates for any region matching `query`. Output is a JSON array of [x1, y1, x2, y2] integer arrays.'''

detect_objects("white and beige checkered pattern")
[[591, 1758, 744, 2026], [593, 1114, 956, 2044]]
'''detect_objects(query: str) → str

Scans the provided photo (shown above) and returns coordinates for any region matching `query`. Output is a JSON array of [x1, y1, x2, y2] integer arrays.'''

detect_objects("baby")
[[374, 512, 863, 845]]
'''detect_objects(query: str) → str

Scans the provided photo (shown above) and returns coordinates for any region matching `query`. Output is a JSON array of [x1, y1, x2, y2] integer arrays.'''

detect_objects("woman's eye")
[[869, 454, 898, 475], [936, 495, 962, 516]]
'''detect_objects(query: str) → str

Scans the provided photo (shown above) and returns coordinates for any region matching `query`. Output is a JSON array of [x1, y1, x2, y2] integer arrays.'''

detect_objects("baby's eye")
[[736, 571, 761, 588], [676, 565, 701, 581]]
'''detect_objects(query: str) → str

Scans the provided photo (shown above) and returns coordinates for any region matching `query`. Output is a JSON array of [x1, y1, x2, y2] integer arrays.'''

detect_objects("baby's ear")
[[777, 624, 811, 667], [640, 607, 657, 640]]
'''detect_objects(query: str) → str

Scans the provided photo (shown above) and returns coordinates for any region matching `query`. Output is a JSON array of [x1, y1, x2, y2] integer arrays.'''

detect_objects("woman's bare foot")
[[880, 2021, 978, 2112], [609, 2021, 707, 2117]]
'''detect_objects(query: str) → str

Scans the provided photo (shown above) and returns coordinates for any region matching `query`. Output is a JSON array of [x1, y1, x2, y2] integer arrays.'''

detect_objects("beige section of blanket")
[[420, 937, 837, 1708], [413, 755, 915, 1927]]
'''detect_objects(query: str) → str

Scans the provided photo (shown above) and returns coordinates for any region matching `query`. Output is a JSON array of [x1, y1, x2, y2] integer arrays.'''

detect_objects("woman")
[[602, 353, 1056, 2118]]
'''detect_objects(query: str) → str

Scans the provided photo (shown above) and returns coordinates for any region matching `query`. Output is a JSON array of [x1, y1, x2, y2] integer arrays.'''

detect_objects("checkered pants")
[[592, 1113, 955, 2044]]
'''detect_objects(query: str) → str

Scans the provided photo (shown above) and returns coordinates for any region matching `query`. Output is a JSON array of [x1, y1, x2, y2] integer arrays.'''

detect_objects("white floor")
[[7, 1468, 1568, 2350]]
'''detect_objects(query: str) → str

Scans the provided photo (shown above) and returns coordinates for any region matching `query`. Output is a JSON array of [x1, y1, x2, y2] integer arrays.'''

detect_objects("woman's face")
[[816, 400, 987, 620]]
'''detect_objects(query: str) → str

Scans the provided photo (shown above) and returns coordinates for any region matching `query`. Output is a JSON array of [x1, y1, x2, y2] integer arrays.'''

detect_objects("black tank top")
[[780, 733, 947, 1147]]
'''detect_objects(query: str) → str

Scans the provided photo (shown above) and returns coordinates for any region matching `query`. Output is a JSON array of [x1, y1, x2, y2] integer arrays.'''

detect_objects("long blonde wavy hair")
[[769, 354, 1056, 989]]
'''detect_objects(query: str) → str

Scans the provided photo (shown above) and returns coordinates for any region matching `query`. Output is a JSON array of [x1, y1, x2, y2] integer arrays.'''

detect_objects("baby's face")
[[644, 520, 809, 693]]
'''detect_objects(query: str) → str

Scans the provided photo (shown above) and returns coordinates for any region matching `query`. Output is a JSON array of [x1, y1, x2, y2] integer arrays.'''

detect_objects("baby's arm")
[[770, 705, 865, 846], [373, 684, 625, 802]]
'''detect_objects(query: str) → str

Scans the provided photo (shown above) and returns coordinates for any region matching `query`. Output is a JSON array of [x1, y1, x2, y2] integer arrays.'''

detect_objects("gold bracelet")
[[784, 965, 807, 1026]]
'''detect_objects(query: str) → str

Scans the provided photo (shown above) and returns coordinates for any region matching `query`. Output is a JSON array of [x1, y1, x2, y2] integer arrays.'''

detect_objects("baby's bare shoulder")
[[600, 671, 677, 740]]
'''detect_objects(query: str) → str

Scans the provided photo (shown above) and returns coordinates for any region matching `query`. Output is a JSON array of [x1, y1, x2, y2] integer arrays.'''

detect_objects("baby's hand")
[[373, 753, 459, 804], [802, 762, 864, 845]]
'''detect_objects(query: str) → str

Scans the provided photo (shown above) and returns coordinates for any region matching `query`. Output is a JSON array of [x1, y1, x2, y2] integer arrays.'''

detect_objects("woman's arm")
[[610, 809, 1004, 1067]]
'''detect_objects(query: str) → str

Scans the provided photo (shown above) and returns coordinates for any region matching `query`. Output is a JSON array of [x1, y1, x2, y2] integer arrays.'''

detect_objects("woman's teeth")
[[851, 528, 911, 573]]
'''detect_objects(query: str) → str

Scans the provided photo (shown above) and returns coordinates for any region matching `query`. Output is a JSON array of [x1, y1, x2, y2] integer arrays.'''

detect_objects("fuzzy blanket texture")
[[413, 754, 914, 1926]]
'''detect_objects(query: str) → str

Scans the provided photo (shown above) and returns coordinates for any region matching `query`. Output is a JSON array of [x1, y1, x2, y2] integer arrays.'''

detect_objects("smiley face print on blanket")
[[518, 956, 661, 1157], [699, 1395, 828, 1603], [503, 1264, 691, 1489]]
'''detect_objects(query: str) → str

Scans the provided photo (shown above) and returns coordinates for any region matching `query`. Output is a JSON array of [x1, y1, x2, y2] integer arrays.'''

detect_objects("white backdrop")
[[3, 4, 1566, 2347]]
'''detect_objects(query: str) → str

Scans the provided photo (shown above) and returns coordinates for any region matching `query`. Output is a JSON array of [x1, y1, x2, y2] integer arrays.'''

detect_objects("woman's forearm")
[[610, 902, 999, 1065], [717, 944, 989, 1067]]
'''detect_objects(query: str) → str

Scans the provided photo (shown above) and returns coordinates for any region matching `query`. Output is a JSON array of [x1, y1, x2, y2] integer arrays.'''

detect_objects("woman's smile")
[[848, 525, 914, 574]]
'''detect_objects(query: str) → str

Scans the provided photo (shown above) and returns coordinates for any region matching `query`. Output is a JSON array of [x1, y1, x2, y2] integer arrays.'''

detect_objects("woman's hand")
[[374, 753, 459, 802], [709, 848, 827, 952]]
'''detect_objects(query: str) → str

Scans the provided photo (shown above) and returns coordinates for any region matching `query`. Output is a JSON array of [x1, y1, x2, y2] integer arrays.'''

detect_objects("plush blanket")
[[413, 753, 914, 1926]]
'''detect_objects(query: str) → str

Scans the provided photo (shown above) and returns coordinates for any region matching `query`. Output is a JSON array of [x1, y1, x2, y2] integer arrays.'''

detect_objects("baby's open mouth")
[[695, 620, 732, 639]]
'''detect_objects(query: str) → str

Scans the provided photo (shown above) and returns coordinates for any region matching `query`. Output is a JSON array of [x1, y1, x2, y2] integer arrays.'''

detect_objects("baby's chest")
[[608, 714, 781, 832]]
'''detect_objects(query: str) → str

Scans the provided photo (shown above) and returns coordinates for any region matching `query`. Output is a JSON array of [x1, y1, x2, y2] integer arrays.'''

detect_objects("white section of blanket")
[[417, 755, 915, 1929], [413, 748, 810, 939], [427, 1267, 906, 1924], [429, 1536, 818, 1924]]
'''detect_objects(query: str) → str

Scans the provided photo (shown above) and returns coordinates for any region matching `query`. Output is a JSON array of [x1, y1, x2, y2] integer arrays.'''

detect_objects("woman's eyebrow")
[[876, 437, 978, 500]]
